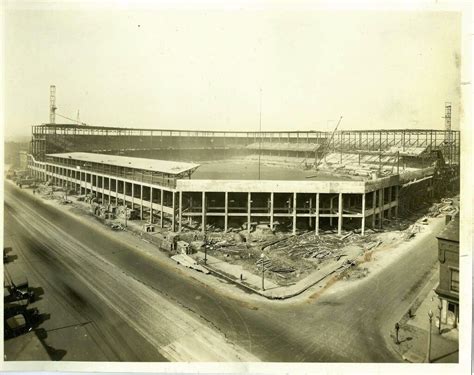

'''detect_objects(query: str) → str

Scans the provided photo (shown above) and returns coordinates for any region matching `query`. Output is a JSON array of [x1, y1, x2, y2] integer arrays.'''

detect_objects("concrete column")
[[131, 183, 135, 208], [372, 191, 377, 228], [140, 184, 144, 219], [172, 191, 176, 232], [269, 192, 274, 230], [338, 193, 343, 235], [315, 193, 320, 235], [379, 188, 384, 229], [292, 192, 297, 235], [123, 181, 127, 206], [115, 179, 118, 205], [394, 185, 399, 218], [201, 191, 206, 233], [102, 176, 105, 203], [108, 178, 111, 205], [224, 192, 228, 232], [150, 187, 153, 224], [160, 189, 164, 229], [361, 193, 366, 236], [309, 197, 313, 228], [329, 196, 334, 226], [247, 192, 251, 235], [388, 186, 393, 218], [178, 191, 183, 232]]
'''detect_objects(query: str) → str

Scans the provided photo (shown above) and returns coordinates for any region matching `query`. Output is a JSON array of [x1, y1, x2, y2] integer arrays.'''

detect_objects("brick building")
[[435, 216, 459, 328]]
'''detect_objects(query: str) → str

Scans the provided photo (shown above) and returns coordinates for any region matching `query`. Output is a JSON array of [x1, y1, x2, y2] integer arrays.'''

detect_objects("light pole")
[[438, 303, 442, 334], [260, 253, 266, 291], [425, 310, 433, 363], [394, 322, 400, 345], [204, 233, 208, 265]]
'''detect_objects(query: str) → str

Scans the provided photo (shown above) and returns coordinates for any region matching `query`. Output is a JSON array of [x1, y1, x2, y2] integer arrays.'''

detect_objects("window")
[[450, 269, 459, 293]]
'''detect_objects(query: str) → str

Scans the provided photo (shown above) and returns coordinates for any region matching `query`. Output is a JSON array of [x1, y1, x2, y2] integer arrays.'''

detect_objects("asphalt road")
[[4, 182, 443, 362]]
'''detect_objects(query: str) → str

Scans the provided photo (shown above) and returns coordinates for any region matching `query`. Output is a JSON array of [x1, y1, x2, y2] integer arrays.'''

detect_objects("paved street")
[[4, 182, 445, 362]]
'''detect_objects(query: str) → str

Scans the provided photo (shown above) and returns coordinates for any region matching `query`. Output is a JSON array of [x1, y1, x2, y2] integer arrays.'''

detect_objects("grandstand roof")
[[47, 152, 199, 175]]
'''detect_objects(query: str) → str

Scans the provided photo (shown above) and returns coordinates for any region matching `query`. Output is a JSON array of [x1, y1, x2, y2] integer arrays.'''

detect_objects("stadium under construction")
[[27, 122, 460, 236]]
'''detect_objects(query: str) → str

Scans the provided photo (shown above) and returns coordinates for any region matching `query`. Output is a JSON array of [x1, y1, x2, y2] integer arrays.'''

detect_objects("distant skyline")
[[4, 3, 463, 141]]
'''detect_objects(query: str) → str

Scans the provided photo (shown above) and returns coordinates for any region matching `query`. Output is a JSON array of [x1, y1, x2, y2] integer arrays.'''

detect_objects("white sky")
[[4, 2, 462, 140]]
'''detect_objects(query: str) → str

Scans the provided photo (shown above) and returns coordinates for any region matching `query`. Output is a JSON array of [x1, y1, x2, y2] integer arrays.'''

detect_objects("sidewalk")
[[193, 248, 359, 299], [391, 269, 459, 363]]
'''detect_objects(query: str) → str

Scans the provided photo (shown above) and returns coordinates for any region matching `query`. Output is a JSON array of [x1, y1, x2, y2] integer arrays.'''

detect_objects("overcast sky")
[[4, 3, 462, 140]]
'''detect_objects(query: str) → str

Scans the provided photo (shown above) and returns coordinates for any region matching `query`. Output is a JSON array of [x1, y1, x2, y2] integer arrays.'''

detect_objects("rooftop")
[[47, 152, 200, 175], [437, 216, 459, 243]]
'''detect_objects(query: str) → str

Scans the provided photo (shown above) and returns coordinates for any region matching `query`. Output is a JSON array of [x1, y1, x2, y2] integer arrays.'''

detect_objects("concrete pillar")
[[102, 176, 105, 203], [178, 191, 183, 232], [224, 192, 228, 232], [247, 192, 251, 235], [131, 183, 135, 208], [150, 187, 153, 224], [329, 196, 334, 226], [160, 189, 164, 229], [201, 191, 206, 233], [315, 193, 320, 235], [361, 193, 366, 236], [379, 188, 384, 229], [123, 181, 127, 206], [108, 178, 111, 205], [115, 178, 118, 205], [338, 193, 343, 235], [140, 184, 144, 220], [292, 192, 297, 235], [372, 191, 377, 228], [394, 185, 399, 218], [269, 192, 274, 230], [388, 186, 393, 218], [172, 191, 176, 232]]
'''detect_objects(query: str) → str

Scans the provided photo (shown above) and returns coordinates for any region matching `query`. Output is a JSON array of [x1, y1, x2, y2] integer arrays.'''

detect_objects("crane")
[[314, 116, 343, 169]]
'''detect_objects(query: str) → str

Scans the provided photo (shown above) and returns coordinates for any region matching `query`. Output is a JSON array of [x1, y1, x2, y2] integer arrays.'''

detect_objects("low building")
[[27, 151, 400, 235], [435, 216, 459, 328]]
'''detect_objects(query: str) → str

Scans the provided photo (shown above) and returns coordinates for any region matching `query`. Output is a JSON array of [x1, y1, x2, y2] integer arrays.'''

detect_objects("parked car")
[[4, 266, 35, 303], [4, 307, 39, 339]]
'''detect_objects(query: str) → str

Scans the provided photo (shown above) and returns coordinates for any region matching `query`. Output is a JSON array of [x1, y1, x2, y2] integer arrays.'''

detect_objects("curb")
[[201, 262, 341, 300]]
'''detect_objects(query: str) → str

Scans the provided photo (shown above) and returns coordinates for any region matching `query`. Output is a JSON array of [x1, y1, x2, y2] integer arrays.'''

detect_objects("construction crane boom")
[[314, 116, 343, 169]]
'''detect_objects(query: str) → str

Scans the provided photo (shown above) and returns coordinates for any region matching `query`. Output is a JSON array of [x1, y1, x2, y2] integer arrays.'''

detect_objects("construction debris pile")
[[187, 227, 384, 286], [427, 198, 459, 218], [265, 231, 348, 260]]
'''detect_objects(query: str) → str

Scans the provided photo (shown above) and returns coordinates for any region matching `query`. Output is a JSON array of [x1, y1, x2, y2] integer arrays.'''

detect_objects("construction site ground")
[[27, 180, 459, 300]]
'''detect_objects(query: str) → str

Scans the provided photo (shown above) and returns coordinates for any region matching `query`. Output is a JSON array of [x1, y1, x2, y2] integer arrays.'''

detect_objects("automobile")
[[4, 307, 40, 340], [4, 267, 35, 303], [3, 247, 12, 263]]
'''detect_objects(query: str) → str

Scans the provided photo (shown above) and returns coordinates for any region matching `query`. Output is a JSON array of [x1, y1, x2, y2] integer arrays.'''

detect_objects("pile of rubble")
[[266, 231, 348, 261], [427, 198, 458, 218]]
